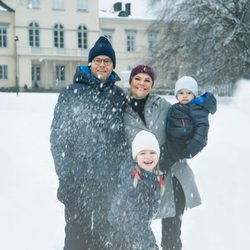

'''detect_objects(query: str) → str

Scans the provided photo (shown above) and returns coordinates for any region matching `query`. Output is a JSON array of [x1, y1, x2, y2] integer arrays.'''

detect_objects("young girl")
[[107, 130, 163, 250]]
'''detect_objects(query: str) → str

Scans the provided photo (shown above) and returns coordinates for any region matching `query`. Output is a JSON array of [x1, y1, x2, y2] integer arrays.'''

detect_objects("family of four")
[[50, 36, 216, 250]]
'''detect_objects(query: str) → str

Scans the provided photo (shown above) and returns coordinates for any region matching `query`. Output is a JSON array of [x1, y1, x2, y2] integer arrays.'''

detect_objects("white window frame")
[[126, 30, 136, 52], [102, 29, 114, 46], [0, 25, 8, 48], [54, 24, 64, 48], [27, 0, 40, 9], [0, 65, 8, 80], [77, 0, 88, 11], [53, 0, 64, 10], [148, 31, 158, 52], [28, 22, 40, 47], [56, 65, 65, 81], [77, 25, 88, 49]]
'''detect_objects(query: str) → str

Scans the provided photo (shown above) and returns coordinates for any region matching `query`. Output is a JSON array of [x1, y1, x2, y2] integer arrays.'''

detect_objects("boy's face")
[[135, 150, 158, 172], [176, 89, 195, 104]]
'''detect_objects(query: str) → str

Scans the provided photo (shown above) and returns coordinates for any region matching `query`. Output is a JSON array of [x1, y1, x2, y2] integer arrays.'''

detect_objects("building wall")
[[0, 0, 155, 90], [100, 16, 154, 88], [0, 9, 15, 88]]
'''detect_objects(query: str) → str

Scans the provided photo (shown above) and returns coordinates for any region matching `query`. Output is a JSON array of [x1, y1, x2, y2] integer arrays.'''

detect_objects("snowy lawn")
[[0, 80, 250, 250]]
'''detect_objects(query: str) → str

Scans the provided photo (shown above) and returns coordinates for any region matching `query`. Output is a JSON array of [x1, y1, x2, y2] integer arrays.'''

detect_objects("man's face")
[[90, 55, 113, 82]]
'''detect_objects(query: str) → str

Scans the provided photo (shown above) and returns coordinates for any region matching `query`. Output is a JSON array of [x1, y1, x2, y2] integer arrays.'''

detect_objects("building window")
[[56, 65, 65, 81], [32, 64, 41, 88], [54, 24, 64, 48], [28, 22, 40, 47], [53, 0, 64, 10], [77, 0, 88, 11], [126, 30, 136, 52], [148, 31, 158, 52], [0, 65, 8, 79], [27, 0, 40, 9], [0, 25, 7, 48], [77, 25, 88, 49], [102, 30, 114, 45]]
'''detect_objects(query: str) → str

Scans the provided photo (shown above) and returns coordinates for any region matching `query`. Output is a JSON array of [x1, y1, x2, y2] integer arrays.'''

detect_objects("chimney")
[[125, 3, 131, 15], [113, 2, 122, 12]]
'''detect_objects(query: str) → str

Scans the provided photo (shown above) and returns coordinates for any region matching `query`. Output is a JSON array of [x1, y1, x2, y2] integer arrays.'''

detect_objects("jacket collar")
[[75, 65, 120, 90]]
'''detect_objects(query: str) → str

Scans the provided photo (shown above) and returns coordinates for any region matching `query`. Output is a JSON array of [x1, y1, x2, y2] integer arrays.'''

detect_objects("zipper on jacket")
[[181, 119, 186, 133]]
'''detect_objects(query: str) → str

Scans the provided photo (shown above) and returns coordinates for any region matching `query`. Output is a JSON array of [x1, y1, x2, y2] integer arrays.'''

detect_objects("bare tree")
[[149, 0, 250, 95]]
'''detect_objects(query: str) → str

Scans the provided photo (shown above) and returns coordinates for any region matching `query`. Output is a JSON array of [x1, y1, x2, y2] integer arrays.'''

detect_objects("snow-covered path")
[[0, 80, 249, 250]]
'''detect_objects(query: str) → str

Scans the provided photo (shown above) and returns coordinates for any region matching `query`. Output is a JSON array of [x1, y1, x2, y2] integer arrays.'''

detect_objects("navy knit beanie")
[[88, 36, 116, 68], [129, 64, 156, 85]]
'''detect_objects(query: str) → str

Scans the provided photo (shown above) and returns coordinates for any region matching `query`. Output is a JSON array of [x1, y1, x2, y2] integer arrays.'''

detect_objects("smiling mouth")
[[143, 160, 153, 164], [137, 87, 146, 91]]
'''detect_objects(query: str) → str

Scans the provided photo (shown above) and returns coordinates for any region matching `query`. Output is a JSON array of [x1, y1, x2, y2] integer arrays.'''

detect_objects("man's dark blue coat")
[[50, 65, 127, 210]]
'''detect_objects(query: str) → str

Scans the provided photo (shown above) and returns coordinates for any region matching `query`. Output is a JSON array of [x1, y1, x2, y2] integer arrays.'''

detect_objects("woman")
[[124, 64, 201, 250]]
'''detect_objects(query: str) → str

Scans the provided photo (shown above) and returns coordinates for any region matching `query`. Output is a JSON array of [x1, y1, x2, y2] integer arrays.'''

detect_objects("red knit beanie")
[[129, 64, 156, 85]]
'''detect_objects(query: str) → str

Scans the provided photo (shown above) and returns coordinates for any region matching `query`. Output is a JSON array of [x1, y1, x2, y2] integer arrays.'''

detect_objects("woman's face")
[[130, 73, 153, 99]]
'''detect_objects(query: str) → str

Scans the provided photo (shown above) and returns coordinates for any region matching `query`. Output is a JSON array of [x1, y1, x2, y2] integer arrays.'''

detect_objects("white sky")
[[0, 80, 250, 249]]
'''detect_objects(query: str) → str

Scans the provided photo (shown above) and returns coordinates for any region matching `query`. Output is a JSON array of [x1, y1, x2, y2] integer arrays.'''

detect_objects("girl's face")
[[135, 150, 158, 172], [130, 73, 153, 99], [176, 89, 195, 104]]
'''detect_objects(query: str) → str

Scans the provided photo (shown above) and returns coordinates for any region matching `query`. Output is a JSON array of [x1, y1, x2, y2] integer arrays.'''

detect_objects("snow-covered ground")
[[0, 80, 250, 250]]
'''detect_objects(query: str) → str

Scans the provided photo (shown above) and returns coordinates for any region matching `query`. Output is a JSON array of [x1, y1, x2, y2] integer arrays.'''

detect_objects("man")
[[50, 36, 127, 250]]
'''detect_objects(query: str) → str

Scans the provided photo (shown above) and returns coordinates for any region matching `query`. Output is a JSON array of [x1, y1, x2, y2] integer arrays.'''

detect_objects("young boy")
[[107, 130, 163, 250], [161, 76, 217, 173]]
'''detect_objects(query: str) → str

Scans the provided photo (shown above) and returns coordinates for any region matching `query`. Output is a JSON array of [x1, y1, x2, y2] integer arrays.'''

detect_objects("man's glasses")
[[93, 58, 113, 66]]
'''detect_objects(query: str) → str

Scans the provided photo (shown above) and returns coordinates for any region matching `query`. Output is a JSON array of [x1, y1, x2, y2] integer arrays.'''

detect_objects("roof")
[[99, 9, 156, 21], [0, 1, 15, 12], [99, 1, 156, 20]]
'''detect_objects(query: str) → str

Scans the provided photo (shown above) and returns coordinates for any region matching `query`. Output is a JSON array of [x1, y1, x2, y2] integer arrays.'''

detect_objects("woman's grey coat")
[[124, 94, 201, 218]]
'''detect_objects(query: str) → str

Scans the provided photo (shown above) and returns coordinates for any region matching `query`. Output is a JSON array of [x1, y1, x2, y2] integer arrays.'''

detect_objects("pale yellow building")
[[0, 1, 15, 89], [0, 0, 157, 91]]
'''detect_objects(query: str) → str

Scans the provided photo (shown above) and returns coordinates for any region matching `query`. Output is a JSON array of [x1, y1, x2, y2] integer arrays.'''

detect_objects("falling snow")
[[0, 80, 250, 250]]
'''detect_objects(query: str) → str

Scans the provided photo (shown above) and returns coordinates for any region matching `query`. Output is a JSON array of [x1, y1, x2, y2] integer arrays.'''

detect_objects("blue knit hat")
[[88, 36, 116, 68]]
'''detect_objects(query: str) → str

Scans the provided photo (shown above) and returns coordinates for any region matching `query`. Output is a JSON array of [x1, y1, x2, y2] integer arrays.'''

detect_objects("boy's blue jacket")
[[190, 91, 217, 114], [165, 92, 217, 163]]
